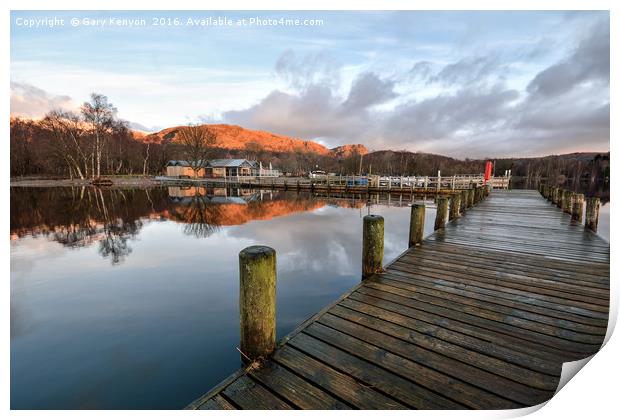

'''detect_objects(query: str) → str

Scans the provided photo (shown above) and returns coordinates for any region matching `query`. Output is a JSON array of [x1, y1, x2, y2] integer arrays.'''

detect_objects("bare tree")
[[81, 93, 117, 178], [40, 110, 88, 179], [177, 125, 217, 177]]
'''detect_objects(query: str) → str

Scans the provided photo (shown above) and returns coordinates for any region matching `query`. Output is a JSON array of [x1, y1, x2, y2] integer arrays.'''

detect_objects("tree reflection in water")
[[11, 186, 155, 265], [10, 185, 370, 265], [168, 189, 223, 239]]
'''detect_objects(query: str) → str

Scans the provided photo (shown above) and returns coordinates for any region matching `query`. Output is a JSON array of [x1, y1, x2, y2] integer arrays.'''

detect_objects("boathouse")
[[206, 159, 257, 177], [165, 160, 208, 178]]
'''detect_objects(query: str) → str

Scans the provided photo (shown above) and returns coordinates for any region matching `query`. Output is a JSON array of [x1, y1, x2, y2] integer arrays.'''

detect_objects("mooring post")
[[460, 190, 468, 213], [551, 187, 557, 204], [408, 204, 425, 247], [585, 197, 601, 232], [362, 215, 384, 279], [472, 187, 479, 205], [571, 193, 584, 223], [449, 194, 461, 221], [563, 190, 574, 214], [556, 188, 564, 209], [467, 188, 475, 208], [239, 245, 276, 363], [434, 196, 449, 230]]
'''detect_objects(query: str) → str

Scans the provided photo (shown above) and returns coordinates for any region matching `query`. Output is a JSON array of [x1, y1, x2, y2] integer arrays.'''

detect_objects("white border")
[[3, 2, 616, 420]]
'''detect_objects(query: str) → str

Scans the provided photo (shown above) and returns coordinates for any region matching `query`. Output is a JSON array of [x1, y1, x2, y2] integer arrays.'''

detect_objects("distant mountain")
[[330, 144, 369, 159], [139, 124, 361, 157]]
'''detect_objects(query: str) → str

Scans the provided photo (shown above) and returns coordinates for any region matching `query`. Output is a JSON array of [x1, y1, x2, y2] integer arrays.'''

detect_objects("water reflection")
[[10, 186, 609, 409], [11, 186, 429, 409], [12, 186, 415, 265]]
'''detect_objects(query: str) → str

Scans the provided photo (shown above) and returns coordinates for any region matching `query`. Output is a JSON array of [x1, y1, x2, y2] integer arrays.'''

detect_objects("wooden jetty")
[[160, 173, 512, 194], [187, 188, 609, 410]]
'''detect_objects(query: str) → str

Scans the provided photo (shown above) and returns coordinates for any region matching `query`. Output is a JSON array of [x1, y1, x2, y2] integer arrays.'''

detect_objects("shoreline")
[[10, 176, 165, 188]]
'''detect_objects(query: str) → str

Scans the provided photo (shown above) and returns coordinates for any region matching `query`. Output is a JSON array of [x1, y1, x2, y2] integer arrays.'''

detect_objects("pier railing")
[[160, 173, 511, 192]]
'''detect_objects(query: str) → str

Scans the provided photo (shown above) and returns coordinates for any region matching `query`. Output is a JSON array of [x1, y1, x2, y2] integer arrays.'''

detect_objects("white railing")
[[163, 173, 511, 190]]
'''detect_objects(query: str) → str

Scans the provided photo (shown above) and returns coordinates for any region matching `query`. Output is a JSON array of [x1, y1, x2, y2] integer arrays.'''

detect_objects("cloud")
[[127, 121, 162, 133], [224, 85, 373, 141], [341, 72, 398, 111], [526, 19, 609, 97], [274, 49, 340, 90], [223, 16, 609, 158], [383, 84, 520, 144], [429, 54, 505, 87], [224, 52, 397, 142], [10, 81, 76, 118]]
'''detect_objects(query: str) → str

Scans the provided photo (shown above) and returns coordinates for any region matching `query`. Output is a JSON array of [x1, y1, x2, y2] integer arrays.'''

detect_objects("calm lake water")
[[10, 186, 441, 409], [10, 186, 610, 409]]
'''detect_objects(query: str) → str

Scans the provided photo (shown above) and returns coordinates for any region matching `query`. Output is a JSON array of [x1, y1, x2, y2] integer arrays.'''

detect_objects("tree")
[[10, 118, 35, 177], [177, 125, 217, 177], [40, 110, 88, 179], [245, 141, 264, 161], [81, 93, 117, 178]]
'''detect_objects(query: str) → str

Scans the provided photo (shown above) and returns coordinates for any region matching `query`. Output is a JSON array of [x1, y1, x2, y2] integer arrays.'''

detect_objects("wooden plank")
[[383, 268, 608, 326], [388, 263, 609, 316], [389, 261, 609, 310], [364, 280, 606, 343], [273, 345, 406, 409], [198, 395, 236, 410], [356, 287, 602, 354], [309, 316, 554, 406], [376, 273, 608, 335], [222, 376, 292, 409], [287, 330, 467, 409], [398, 253, 610, 298], [329, 303, 562, 375], [250, 361, 350, 409], [346, 291, 591, 360]]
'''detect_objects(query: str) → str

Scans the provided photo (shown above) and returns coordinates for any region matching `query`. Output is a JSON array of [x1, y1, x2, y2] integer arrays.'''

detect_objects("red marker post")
[[483, 160, 493, 185]]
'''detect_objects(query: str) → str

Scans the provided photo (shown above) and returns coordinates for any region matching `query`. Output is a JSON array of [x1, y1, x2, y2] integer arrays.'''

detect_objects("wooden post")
[[551, 187, 557, 204], [434, 196, 449, 230], [408, 204, 425, 247], [449, 194, 461, 221], [585, 197, 601, 232], [467, 188, 474, 208], [239, 245, 276, 362], [556, 188, 564, 209], [572, 193, 584, 223], [563, 190, 573, 214], [460, 190, 468, 213], [362, 215, 384, 279]]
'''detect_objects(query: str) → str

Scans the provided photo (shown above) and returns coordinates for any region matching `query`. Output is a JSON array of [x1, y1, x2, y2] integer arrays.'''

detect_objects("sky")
[[10, 10, 609, 158]]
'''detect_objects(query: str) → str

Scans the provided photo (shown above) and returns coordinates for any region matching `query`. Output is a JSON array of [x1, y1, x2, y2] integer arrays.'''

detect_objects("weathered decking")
[[187, 189, 609, 410]]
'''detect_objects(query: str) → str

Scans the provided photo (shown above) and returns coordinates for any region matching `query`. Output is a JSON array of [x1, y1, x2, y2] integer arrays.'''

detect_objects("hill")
[[141, 124, 323, 155]]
